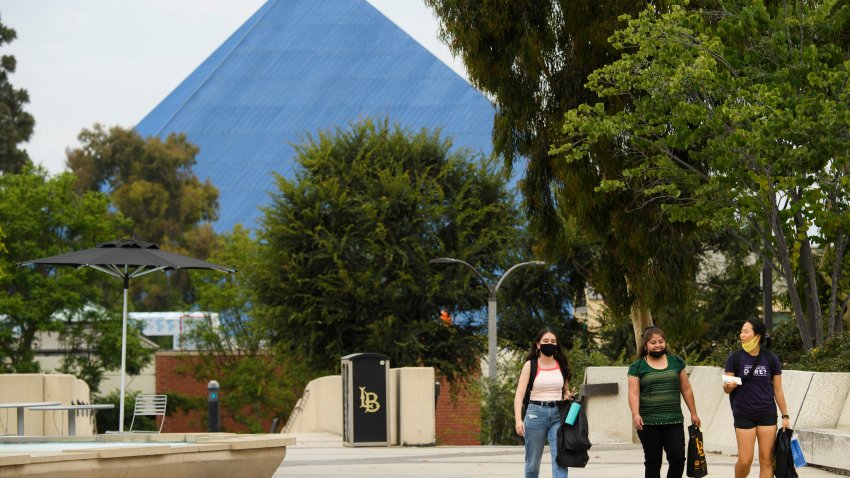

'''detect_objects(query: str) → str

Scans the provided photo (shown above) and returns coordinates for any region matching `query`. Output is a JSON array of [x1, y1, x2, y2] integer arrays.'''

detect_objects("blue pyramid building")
[[135, 0, 496, 232]]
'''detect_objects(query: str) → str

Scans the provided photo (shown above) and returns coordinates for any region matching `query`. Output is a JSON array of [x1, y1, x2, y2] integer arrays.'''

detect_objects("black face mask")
[[648, 349, 666, 358], [539, 343, 558, 357]]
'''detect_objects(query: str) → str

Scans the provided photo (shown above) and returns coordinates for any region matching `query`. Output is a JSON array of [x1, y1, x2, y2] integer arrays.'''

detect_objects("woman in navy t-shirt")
[[722, 318, 790, 478]]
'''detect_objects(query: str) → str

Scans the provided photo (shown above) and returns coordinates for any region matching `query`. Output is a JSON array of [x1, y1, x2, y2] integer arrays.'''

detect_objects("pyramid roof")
[[135, 0, 495, 232]]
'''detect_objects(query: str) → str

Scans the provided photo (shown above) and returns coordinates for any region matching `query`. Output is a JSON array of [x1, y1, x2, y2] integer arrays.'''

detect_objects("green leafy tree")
[[0, 226, 6, 279], [554, 1, 850, 350], [479, 354, 524, 445], [258, 118, 522, 383], [426, 0, 705, 351], [57, 308, 154, 394], [680, 232, 762, 361], [0, 166, 130, 373], [694, 260, 761, 351], [189, 226, 313, 432], [0, 15, 34, 174], [66, 124, 220, 310]]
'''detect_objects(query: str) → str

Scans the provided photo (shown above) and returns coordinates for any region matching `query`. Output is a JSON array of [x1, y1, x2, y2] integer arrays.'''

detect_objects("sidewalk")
[[276, 433, 842, 477]]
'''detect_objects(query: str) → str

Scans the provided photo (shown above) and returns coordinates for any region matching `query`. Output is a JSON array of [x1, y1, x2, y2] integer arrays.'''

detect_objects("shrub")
[[787, 331, 850, 372], [769, 319, 806, 366], [94, 390, 203, 433]]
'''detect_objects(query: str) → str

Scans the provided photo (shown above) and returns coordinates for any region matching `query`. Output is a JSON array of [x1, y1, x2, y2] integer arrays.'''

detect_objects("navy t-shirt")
[[724, 350, 782, 417]]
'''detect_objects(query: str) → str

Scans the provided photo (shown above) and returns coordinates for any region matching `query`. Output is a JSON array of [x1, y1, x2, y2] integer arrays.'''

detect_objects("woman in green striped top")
[[628, 327, 701, 478]]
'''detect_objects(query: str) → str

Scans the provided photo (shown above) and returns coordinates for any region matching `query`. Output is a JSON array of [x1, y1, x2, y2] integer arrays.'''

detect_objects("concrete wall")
[[285, 368, 438, 445], [797, 428, 850, 471], [38, 355, 157, 396], [692, 366, 737, 455], [583, 367, 633, 444], [285, 375, 342, 435], [389, 369, 399, 445], [396, 367, 435, 446], [43, 374, 93, 436], [285, 363, 850, 467], [789, 371, 850, 471], [584, 365, 850, 470], [839, 390, 850, 429], [0, 374, 91, 436], [790, 371, 850, 429]]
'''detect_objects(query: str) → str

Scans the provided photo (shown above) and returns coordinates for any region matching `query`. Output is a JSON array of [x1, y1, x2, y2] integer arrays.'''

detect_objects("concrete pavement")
[[276, 433, 842, 477]]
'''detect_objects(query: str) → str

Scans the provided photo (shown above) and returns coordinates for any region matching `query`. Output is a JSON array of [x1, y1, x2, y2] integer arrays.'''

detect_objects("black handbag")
[[556, 399, 591, 468], [686, 424, 708, 478], [774, 427, 799, 478]]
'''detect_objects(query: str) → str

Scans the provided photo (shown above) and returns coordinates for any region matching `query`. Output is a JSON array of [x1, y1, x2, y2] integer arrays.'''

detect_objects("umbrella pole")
[[119, 275, 129, 432]]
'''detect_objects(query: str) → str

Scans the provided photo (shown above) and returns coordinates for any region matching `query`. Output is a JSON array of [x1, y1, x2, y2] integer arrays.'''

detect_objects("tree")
[[67, 124, 220, 310], [426, 0, 705, 351], [189, 226, 313, 432], [57, 307, 154, 394], [258, 118, 522, 383], [0, 15, 34, 174], [0, 166, 130, 372], [687, 234, 762, 359], [0, 226, 6, 279], [554, 1, 850, 349]]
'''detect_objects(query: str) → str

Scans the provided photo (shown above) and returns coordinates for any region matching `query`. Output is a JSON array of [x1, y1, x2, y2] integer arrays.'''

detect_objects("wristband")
[[781, 414, 789, 419]]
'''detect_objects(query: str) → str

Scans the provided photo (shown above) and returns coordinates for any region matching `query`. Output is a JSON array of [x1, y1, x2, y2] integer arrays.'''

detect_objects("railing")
[[282, 389, 310, 434]]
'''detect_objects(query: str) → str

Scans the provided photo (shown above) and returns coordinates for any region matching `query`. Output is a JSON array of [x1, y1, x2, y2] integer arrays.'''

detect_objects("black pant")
[[636, 423, 685, 478]]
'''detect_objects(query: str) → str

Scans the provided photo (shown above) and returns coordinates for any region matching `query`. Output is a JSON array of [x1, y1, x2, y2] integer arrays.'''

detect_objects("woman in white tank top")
[[513, 327, 577, 478]]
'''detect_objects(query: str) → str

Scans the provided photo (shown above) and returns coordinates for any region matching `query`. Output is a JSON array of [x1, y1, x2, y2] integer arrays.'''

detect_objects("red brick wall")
[[435, 376, 481, 445], [155, 352, 274, 433]]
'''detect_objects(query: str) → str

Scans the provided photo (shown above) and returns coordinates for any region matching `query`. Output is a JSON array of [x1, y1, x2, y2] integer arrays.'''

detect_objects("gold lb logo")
[[359, 387, 380, 413]]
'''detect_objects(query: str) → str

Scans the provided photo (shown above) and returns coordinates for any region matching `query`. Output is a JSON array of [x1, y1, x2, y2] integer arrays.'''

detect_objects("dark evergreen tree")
[[0, 16, 34, 174], [258, 119, 523, 383]]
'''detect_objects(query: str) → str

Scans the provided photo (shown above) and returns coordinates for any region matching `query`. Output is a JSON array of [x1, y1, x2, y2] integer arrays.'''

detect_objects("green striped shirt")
[[627, 353, 685, 425]]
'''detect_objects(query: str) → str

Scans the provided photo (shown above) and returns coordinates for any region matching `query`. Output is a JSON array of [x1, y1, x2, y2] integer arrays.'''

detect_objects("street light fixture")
[[430, 257, 546, 380]]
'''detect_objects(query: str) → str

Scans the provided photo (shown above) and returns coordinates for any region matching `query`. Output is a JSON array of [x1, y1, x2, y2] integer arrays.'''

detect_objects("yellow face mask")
[[742, 335, 760, 353]]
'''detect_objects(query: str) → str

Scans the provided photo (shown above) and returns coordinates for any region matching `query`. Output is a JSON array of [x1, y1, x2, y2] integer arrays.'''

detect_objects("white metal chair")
[[129, 394, 167, 433]]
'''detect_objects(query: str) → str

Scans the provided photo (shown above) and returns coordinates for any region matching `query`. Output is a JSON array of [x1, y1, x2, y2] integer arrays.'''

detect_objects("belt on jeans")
[[529, 400, 566, 407]]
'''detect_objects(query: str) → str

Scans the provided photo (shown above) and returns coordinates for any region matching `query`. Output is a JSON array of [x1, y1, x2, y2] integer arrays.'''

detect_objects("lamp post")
[[430, 257, 545, 380]]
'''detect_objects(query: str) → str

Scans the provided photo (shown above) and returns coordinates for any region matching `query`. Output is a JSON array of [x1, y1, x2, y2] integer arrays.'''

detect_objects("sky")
[[0, 0, 468, 175]]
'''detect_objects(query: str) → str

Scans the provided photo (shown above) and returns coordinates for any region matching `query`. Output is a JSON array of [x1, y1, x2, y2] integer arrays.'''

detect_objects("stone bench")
[[797, 427, 850, 473]]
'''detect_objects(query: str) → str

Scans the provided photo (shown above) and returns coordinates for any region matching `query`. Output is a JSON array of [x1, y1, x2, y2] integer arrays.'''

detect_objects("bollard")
[[208, 380, 220, 432]]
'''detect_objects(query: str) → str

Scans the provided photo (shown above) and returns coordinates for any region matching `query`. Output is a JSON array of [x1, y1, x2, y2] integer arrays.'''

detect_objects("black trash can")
[[341, 353, 389, 447]]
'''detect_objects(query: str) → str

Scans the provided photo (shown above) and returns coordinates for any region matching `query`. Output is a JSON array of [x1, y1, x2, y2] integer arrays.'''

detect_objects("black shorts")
[[734, 413, 777, 429]]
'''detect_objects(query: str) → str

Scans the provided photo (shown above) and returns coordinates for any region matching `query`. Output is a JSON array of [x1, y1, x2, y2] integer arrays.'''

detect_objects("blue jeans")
[[523, 403, 569, 478]]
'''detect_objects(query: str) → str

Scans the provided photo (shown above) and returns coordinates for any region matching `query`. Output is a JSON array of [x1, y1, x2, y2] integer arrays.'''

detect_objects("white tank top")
[[529, 362, 564, 401]]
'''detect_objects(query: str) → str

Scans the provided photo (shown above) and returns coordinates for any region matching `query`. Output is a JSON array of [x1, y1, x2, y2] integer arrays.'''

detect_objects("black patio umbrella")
[[19, 238, 235, 432]]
